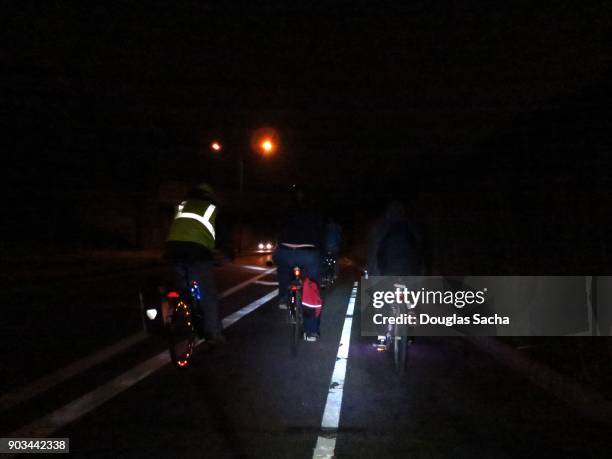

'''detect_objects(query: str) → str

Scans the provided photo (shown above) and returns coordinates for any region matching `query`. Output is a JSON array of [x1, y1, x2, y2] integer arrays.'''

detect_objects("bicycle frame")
[[288, 266, 303, 356]]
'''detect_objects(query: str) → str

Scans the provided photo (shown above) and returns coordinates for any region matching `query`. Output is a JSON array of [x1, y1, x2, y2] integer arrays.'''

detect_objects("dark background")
[[3, 1, 611, 273]]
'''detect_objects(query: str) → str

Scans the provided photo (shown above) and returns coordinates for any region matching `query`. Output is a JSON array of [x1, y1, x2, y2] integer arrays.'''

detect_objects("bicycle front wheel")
[[167, 299, 196, 368]]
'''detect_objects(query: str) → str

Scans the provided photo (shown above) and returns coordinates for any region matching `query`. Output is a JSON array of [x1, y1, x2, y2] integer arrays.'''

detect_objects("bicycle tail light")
[[167, 291, 180, 298], [293, 267, 301, 278]]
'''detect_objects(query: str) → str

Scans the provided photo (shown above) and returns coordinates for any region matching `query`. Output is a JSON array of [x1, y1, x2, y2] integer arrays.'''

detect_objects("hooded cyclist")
[[273, 184, 326, 341]]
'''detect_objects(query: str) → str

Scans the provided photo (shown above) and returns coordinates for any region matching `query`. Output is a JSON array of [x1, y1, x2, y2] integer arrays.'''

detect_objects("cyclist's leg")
[[191, 260, 223, 340], [171, 260, 190, 293], [303, 249, 321, 285], [332, 248, 340, 279]]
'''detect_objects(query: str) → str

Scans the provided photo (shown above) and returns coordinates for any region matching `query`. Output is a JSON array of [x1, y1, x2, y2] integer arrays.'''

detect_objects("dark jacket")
[[277, 211, 325, 248], [368, 213, 423, 276]]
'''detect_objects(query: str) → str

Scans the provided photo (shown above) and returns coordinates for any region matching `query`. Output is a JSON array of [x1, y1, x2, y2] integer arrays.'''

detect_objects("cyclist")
[[367, 200, 424, 348], [273, 184, 325, 341], [164, 182, 226, 345], [323, 217, 342, 282], [367, 200, 423, 277]]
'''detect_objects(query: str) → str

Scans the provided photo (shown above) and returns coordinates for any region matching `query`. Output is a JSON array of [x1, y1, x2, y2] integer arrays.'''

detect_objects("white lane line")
[[0, 268, 276, 414], [221, 289, 278, 329], [0, 332, 146, 414], [10, 352, 172, 439], [239, 264, 271, 272], [254, 280, 279, 286], [9, 288, 279, 438], [313, 281, 358, 459]]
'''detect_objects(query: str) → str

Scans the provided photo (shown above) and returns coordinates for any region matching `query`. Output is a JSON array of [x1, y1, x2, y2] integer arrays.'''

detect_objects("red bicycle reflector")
[[167, 291, 180, 298], [291, 286, 299, 291]]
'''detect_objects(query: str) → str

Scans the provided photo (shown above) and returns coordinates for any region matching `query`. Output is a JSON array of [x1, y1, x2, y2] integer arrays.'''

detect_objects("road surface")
[[0, 256, 610, 458]]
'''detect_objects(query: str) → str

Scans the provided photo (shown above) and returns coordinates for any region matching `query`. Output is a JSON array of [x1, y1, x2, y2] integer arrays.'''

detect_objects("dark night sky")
[[3, 1, 612, 199]]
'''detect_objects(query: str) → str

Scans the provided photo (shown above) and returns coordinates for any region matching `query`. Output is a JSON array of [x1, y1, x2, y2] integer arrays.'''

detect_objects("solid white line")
[[313, 281, 358, 459], [10, 289, 279, 438], [0, 268, 276, 414]]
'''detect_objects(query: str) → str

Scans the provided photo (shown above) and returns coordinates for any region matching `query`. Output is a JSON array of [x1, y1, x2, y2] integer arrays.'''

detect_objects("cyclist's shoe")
[[305, 333, 319, 342]]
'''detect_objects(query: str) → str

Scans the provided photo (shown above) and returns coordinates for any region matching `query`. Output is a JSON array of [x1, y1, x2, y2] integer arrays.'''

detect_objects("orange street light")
[[210, 141, 222, 152], [260, 138, 275, 155], [252, 128, 279, 156]]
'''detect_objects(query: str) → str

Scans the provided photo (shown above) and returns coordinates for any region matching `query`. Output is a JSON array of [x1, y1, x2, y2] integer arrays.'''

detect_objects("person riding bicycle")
[[367, 200, 424, 348], [323, 217, 342, 281], [164, 182, 225, 344], [367, 200, 424, 277], [273, 184, 325, 342]]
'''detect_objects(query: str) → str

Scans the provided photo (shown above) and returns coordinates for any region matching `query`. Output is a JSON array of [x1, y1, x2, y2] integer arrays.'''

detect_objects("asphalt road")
[[1, 257, 610, 458]]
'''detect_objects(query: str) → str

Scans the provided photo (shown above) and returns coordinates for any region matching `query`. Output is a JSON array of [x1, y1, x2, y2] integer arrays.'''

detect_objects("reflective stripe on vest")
[[175, 203, 216, 240]]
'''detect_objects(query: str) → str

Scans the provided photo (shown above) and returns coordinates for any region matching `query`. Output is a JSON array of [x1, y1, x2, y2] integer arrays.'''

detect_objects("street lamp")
[[209, 129, 280, 255], [259, 138, 275, 155], [252, 128, 279, 157], [210, 141, 222, 152]]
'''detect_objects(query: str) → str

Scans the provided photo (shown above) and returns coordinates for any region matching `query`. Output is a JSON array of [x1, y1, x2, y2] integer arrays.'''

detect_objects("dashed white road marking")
[[254, 280, 279, 286], [221, 289, 278, 329], [240, 264, 271, 272], [9, 288, 279, 438], [313, 281, 358, 459], [0, 267, 276, 414]]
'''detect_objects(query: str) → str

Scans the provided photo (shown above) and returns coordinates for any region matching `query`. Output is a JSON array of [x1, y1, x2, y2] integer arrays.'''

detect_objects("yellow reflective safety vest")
[[166, 199, 217, 251]]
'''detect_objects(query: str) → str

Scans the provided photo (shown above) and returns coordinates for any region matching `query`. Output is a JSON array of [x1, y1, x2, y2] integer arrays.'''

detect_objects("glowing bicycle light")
[[146, 309, 158, 320]]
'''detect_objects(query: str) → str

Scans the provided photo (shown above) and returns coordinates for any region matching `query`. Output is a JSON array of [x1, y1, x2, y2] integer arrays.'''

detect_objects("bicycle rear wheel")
[[289, 290, 303, 356], [167, 299, 196, 368]]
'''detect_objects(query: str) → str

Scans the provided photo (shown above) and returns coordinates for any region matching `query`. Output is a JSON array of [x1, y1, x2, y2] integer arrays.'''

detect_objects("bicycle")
[[321, 253, 337, 288], [288, 265, 304, 356], [375, 285, 413, 377], [140, 274, 202, 369]]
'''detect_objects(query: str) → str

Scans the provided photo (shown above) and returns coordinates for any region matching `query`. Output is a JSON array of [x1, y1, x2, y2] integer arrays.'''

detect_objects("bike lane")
[[44, 274, 359, 458]]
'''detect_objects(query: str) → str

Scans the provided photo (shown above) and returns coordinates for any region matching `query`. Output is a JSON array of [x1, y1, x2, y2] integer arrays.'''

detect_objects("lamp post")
[[209, 130, 278, 256]]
